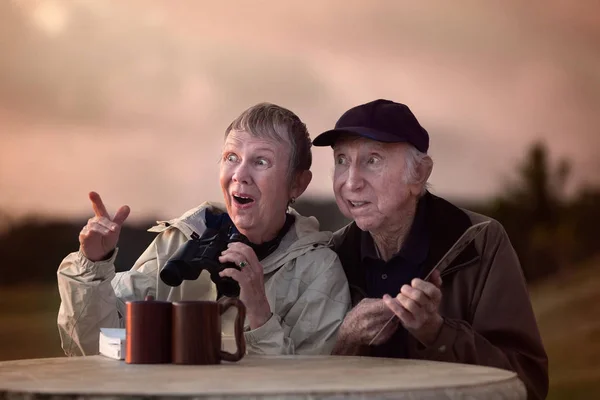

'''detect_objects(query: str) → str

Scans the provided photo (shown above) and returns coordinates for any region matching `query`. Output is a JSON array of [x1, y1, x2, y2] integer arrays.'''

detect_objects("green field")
[[1, 260, 599, 398], [529, 258, 600, 399], [0, 284, 64, 360]]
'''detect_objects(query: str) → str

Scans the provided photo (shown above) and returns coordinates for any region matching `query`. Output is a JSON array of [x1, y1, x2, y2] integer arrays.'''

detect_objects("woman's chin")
[[231, 214, 256, 232]]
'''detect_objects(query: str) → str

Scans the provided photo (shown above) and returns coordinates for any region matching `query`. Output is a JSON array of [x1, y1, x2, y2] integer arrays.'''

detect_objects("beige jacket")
[[57, 203, 351, 357]]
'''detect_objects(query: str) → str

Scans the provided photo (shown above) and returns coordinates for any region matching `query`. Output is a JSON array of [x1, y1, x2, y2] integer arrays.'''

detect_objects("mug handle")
[[218, 297, 247, 362]]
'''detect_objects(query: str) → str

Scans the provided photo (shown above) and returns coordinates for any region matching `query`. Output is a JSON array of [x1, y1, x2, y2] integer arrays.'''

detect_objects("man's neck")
[[370, 199, 418, 262]]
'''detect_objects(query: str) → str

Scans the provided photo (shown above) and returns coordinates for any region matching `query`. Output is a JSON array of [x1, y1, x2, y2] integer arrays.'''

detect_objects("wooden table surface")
[[0, 355, 526, 399]]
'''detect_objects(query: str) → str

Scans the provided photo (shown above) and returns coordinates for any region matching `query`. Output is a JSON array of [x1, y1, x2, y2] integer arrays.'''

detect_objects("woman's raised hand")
[[79, 191, 130, 262]]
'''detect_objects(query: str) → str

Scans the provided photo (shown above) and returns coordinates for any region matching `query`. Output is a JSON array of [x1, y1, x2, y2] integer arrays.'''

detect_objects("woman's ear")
[[290, 170, 312, 199]]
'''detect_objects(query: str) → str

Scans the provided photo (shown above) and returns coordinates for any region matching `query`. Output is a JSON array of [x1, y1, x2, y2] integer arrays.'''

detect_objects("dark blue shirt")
[[359, 197, 430, 358]]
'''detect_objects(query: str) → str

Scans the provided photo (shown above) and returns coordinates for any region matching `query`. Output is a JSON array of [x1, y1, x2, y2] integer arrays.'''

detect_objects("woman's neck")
[[240, 214, 287, 245], [370, 200, 418, 262]]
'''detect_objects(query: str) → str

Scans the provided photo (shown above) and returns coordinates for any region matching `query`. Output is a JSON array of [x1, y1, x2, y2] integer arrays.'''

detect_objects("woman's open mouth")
[[232, 193, 255, 207]]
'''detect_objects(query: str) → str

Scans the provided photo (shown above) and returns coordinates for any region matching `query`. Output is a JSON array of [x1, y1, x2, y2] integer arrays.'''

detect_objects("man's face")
[[332, 136, 417, 234]]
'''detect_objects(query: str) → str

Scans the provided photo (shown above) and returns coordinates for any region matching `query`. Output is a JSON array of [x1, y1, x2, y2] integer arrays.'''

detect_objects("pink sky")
[[1, 0, 599, 224]]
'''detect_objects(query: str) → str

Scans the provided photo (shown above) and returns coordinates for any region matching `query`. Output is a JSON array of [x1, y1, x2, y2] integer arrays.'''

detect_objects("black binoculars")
[[160, 223, 249, 298]]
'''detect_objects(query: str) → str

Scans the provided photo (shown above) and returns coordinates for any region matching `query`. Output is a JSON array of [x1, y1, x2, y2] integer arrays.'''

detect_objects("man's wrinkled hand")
[[383, 270, 444, 346], [333, 298, 399, 355]]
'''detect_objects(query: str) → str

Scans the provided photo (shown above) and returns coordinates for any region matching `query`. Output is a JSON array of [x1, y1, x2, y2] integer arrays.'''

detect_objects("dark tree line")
[[477, 142, 600, 280], [1, 141, 598, 286]]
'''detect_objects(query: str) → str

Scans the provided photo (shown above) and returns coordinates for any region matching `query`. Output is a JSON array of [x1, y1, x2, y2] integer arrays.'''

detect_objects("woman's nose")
[[232, 162, 252, 185]]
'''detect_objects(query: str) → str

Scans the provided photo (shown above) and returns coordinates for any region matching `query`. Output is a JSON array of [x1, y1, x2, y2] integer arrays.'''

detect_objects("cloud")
[[1, 0, 599, 221]]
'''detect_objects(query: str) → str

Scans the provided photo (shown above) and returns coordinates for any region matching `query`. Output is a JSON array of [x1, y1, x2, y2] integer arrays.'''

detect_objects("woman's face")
[[220, 130, 296, 244]]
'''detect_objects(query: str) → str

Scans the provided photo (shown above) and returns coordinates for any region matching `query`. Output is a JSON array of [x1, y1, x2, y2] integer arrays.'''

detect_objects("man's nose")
[[232, 161, 252, 185], [345, 165, 364, 191]]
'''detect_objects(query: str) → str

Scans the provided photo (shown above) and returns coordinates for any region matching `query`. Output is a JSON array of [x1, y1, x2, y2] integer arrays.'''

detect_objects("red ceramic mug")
[[125, 296, 172, 364], [172, 298, 246, 365]]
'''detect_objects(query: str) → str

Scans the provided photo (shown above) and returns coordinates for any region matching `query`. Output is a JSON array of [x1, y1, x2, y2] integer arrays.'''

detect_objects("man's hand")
[[383, 270, 444, 346], [79, 192, 130, 262], [332, 298, 399, 355], [218, 242, 272, 330]]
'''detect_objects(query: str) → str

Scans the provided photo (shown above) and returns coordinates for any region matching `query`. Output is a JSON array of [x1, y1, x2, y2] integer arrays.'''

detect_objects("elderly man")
[[313, 99, 548, 400]]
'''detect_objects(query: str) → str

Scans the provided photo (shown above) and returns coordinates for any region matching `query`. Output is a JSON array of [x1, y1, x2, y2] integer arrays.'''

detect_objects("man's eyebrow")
[[367, 142, 387, 151]]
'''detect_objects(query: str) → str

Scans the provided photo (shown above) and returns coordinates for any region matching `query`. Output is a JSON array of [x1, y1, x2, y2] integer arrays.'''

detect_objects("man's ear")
[[419, 155, 433, 183], [290, 170, 312, 199], [410, 156, 433, 196]]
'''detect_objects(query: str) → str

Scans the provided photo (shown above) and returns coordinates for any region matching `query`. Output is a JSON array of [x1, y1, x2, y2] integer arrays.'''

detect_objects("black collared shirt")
[[359, 197, 430, 358]]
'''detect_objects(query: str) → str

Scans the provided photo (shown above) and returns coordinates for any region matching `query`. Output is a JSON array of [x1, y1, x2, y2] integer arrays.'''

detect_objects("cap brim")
[[312, 127, 408, 147]]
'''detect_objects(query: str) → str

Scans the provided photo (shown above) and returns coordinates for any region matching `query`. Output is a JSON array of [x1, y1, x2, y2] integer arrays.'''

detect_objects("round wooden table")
[[0, 355, 525, 399]]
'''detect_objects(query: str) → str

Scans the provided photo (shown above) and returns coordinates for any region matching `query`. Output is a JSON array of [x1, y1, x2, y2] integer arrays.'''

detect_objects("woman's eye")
[[225, 153, 238, 163], [255, 158, 269, 167]]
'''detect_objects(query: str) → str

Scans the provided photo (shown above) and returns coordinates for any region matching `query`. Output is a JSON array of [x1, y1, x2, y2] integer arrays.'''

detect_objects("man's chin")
[[353, 217, 379, 233], [338, 208, 375, 231]]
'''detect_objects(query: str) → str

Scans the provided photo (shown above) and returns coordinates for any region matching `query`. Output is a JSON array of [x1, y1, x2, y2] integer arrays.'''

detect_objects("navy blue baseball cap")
[[312, 99, 429, 153]]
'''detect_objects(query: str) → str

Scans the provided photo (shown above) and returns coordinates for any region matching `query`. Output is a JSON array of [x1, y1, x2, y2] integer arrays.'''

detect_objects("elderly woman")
[[57, 103, 351, 356], [312, 99, 548, 400]]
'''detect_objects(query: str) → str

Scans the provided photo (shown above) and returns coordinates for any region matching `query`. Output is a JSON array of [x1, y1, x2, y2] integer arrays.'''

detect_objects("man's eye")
[[367, 156, 380, 165], [336, 156, 347, 165], [226, 154, 238, 163]]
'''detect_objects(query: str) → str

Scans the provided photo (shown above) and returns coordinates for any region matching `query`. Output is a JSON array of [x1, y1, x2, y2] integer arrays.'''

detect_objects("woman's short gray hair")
[[225, 103, 312, 175], [403, 145, 433, 195]]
